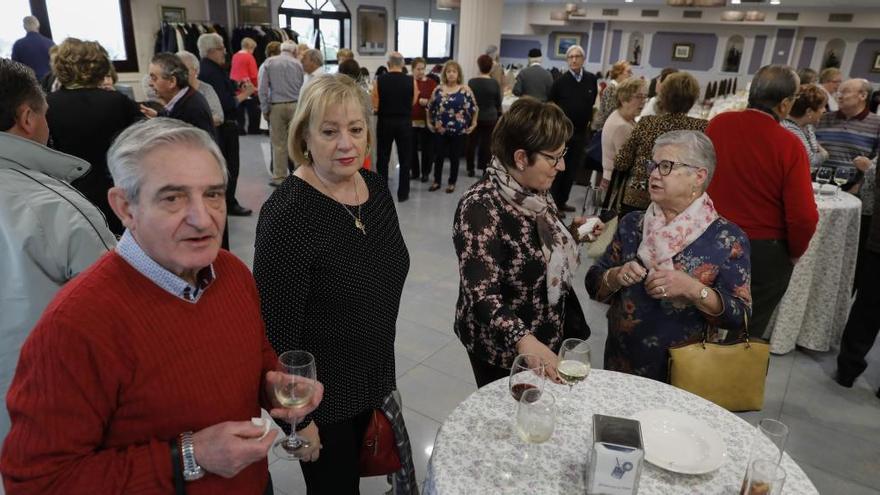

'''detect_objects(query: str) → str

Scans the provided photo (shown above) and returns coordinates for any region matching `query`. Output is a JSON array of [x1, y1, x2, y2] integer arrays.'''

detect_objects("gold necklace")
[[312, 169, 366, 235]]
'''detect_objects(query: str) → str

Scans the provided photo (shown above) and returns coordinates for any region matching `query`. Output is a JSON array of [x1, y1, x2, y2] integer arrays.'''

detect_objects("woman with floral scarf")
[[586, 130, 752, 382], [453, 97, 604, 387]]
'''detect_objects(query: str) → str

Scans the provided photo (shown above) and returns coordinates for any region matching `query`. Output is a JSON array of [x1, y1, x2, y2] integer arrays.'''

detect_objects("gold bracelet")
[[602, 268, 619, 293]]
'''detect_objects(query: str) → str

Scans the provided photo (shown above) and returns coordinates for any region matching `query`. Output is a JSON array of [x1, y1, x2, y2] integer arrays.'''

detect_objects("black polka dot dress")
[[253, 169, 410, 426]]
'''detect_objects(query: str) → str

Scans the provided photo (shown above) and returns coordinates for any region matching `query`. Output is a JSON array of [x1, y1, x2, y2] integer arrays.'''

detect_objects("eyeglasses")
[[645, 159, 701, 176], [536, 148, 568, 167]]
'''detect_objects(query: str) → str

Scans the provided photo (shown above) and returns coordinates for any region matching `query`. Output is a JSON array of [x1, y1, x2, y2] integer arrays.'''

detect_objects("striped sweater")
[[816, 108, 880, 216]]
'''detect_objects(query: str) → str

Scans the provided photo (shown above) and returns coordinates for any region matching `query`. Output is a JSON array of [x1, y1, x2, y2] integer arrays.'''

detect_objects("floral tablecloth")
[[768, 191, 862, 354], [424, 370, 817, 494]]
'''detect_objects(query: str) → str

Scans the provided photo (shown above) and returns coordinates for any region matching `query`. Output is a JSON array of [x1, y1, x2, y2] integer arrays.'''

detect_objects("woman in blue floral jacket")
[[427, 59, 477, 193], [586, 130, 752, 382]]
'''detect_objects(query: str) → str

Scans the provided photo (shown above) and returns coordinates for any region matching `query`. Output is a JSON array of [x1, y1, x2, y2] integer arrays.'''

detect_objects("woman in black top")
[[253, 74, 412, 493], [465, 54, 502, 176], [453, 98, 602, 387], [47, 38, 141, 236]]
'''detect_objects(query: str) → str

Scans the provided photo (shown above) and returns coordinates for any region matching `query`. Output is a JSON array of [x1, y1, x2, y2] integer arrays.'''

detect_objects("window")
[[396, 19, 424, 59], [395, 18, 454, 63], [0, 0, 137, 72], [279, 0, 350, 64]]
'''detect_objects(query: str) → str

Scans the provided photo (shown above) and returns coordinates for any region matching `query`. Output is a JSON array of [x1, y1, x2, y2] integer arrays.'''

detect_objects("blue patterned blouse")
[[428, 86, 477, 136], [585, 211, 752, 382]]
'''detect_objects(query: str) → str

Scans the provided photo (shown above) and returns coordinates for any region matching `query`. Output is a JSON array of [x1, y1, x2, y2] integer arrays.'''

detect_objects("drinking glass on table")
[[509, 354, 545, 402], [273, 350, 317, 460], [741, 418, 789, 492], [742, 458, 787, 495], [557, 338, 591, 411], [516, 387, 556, 445], [815, 167, 832, 191], [833, 166, 856, 196]]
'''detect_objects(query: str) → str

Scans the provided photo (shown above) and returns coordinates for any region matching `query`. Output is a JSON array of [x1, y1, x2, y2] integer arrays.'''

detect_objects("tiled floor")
[[230, 135, 880, 495]]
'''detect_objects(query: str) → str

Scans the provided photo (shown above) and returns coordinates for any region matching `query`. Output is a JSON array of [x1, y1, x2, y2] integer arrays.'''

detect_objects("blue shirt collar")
[[569, 68, 584, 82], [116, 230, 215, 303]]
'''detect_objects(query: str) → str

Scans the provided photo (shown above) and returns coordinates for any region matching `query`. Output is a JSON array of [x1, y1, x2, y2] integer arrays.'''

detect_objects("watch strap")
[[179, 431, 205, 481], [169, 439, 186, 495]]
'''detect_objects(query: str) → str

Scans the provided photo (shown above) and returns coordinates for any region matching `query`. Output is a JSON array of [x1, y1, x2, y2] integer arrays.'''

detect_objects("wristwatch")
[[698, 286, 711, 301], [179, 431, 205, 481]]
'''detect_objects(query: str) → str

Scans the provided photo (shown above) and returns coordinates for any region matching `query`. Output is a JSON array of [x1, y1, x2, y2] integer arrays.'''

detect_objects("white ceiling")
[[504, 0, 880, 8]]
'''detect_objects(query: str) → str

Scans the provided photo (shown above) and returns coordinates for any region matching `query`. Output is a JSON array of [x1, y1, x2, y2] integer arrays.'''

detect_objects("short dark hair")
[[477, 54, 493, 75], [491, 97, 573, 169], [338, 58, 361, 80], [789, 84, 828, 118], [796, 67, 818, 85], [657, 72, 700, 114], [412, 57, 426, 70], [0, 59, 45, 132], [749, 64, 799, 109], [658, 67, 679, 83], [151, 52, 190, 89]]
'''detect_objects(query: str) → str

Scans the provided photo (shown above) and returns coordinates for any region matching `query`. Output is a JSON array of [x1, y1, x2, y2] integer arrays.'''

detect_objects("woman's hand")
[[644, 269, 700, 301], [569, 216, 605, 242], [516, 334, 562, 384], [295, 421, 322, 462], [615, 261, 647, 288]]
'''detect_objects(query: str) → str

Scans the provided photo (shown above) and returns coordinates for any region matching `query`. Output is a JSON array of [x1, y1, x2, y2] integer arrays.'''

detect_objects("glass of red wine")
[[509, 354, 545, 402]]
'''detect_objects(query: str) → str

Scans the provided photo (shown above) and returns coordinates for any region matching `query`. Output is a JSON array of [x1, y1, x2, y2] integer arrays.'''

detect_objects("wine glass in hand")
[[273, 350, 317, 460], [509, 354, 545, 402], [557, 339, 591, 412]]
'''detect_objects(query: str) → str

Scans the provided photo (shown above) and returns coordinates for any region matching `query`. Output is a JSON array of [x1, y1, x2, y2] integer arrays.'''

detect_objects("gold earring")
[[305, 150, 312, 162]]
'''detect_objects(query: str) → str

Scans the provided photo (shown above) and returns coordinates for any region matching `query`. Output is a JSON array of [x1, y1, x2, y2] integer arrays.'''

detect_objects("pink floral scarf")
[[637, 193, 719, 270]]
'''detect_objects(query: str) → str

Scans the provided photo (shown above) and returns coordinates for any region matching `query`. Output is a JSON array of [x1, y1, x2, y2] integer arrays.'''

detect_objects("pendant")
[[354, 218, 366, 235]]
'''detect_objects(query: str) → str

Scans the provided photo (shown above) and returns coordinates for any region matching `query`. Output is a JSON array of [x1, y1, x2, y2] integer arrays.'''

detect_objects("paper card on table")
[[587, 414, 644, 495]]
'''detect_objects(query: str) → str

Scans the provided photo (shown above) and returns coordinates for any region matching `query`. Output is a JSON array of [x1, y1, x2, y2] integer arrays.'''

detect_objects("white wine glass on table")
[[557, 338, 591, 412], [833, 166, 856, 197], [273, 350, 317, 460], [509, 354, 545, 402]]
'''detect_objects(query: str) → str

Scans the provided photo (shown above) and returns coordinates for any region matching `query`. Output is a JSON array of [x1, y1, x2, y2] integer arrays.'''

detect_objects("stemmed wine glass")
[[815, 167, 833, 194], [273, 350, 317, 460], [515, 387, 556, 474], [557, 339, 591, 412], [833, 167, 856, 197], [509, 354, 545, 402]]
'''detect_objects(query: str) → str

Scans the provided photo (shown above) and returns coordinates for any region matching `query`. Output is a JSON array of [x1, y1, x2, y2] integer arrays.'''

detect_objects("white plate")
[[631, 409, 726, 475]]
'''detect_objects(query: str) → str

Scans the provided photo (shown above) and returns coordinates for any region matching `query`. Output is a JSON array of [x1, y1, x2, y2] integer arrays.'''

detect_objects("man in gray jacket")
[[0, 59, 116, 442], [512, 48, 553, 102]]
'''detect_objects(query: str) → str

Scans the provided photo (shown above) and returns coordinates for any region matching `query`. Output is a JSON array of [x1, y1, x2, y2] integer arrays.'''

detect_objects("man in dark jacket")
[[144, 53, 215, 139], [548, 44, 598, 214], [372, 51, 418, 202], [512, 48, 553, 102], [11, 16, 54, 80]]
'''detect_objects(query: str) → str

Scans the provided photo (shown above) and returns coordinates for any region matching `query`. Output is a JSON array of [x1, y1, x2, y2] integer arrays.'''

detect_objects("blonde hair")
[[241, 37, 257, 50], [609, 60, 631, 81], [53, 38, 111, 88], [441, 60, 463, 85], [289, 74, 373, 166], [616, 78, 646, 104]]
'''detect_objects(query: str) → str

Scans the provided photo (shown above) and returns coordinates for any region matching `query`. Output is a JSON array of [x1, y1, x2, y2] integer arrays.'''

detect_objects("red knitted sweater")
[[1, 250, 277, 495], [706, 109, 819, 258]]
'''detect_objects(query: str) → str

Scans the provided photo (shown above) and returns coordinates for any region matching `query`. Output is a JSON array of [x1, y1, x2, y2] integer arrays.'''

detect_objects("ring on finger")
[[660, 286, 667, 297]]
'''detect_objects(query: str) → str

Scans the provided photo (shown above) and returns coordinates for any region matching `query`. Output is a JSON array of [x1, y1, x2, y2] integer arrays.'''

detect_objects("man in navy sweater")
[[548, 44, 598, 215], [11, 16, 55, 80]]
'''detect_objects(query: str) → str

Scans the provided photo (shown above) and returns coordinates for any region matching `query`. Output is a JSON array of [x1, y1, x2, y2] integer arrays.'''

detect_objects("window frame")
[[279, 5, 350, 65], [29, 0, 138, 72], [394, 17, 454, 65]]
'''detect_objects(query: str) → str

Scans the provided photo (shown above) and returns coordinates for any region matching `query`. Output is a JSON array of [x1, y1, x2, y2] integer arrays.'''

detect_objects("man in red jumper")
[[1, 118, 323, 494], [706, 64, 819, 339]]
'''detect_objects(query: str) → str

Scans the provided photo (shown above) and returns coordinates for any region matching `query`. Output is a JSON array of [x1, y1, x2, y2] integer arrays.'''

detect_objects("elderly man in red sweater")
[[1, 118, 323, 495], [706, 64, 819, 339]]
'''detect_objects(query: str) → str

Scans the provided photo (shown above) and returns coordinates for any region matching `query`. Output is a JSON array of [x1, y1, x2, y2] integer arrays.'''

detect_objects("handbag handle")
[[701, 310, 750, 348]]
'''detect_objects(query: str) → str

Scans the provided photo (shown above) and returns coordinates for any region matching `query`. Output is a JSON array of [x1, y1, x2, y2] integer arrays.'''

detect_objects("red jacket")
[[706, 109, 818, 258], [230, 51, 258, 87]]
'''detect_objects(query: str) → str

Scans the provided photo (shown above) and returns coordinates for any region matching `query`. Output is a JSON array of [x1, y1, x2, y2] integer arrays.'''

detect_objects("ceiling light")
[[770, 0, 781, 4], [731, 0, 741, 4]]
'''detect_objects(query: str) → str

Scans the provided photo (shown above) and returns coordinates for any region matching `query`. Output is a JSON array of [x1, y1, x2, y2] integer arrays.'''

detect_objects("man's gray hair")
[[151, 53, 190, 89], [652, 130, 717, 190], [388, 53, 405, 68], [23, 16, 39, 32], [280, 40, 297, 54], [107, 118, 227, 202], [485, 45, 498, 57], [197, 33, 224, 58], [565, 44, 585, 58], [303, 48, 323, 67], [749, 64, 799, 109], [176, 50, 200, 75], [851, 78, 872, 96]]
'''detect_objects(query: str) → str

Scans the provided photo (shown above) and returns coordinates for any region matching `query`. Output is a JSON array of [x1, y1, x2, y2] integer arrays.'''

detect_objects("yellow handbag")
[[668, 317, 770, 412]]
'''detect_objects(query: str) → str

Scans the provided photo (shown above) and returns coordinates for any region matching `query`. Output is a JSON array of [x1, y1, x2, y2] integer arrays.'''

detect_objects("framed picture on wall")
[[872, 52, 880, 73], [553, 33, 582, 59], [160, 6, 186, 23], [672, 43, 694, 62]]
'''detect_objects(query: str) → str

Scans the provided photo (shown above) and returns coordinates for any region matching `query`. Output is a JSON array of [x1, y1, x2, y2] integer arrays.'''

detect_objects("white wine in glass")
[[557, 359, 590, 386], [557, 338, 591, 413], [273, 350, 316, 461]]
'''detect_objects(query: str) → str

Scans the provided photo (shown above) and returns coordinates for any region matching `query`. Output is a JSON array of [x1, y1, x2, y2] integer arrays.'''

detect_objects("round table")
[[768, 190, 862, 354], [424, 370, 817, 494]]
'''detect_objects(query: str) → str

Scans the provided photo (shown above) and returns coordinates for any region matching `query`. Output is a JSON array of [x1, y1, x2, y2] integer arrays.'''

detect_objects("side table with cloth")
[[424, 370, 818, 494], [768, 191, 862, 354]]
